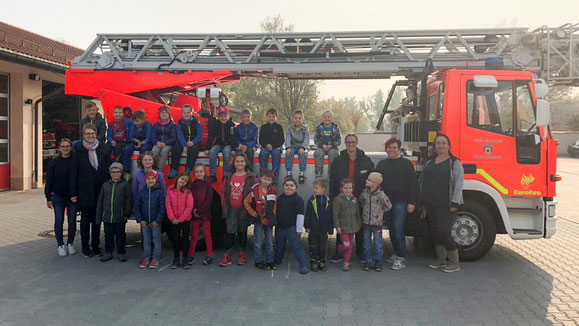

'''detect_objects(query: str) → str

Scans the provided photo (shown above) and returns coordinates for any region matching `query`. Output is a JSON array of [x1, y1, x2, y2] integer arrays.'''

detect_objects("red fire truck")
[[65, 24, 577, 260]]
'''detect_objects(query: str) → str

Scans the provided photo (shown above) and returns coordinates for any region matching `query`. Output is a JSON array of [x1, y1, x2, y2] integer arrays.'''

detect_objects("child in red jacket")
[[189, 163, 214, 265], [166, 172, 194, 269]]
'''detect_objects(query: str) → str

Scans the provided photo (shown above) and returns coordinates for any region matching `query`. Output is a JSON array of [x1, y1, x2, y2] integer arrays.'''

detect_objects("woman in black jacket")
[[70, 123, 111, 258], [45, 138, 77, 257]]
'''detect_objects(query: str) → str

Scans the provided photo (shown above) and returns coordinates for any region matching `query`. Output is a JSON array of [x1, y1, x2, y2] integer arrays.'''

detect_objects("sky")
[[1, 0, 577, 100]]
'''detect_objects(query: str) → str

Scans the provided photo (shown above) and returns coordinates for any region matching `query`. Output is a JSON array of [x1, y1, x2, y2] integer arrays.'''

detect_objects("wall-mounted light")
[[28, 74, 40, 81]]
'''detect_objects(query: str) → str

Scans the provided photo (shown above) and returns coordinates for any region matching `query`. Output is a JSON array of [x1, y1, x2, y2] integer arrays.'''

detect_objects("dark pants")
[[274, 226, 308, 267], [308, 231, 328, 263], [167, 221, 191, 258], [425, 204, 456, 251], [108, 141, 127, 165], [104, 222, 126, 255], [80, 207, 100, 252], [335, 228, 364, 259], [51, 194, 77, 247], [171, 142, 200, 171], [225, 232, 247, 253]]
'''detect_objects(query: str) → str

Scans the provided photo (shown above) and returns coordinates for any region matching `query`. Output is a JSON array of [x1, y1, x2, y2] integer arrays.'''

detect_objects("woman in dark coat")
[[70, 123, 111, 258]]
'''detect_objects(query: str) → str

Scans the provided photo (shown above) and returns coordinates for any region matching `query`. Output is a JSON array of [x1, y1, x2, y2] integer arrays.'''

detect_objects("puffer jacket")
[[96, 179, 133, 224], [359, 188, 392, 227], [166, 186, 194, 222], [152, 121, 177, 146], [134, 183, 165, 224], [332, 193, 361, 234], [304, 194, 333, 234]]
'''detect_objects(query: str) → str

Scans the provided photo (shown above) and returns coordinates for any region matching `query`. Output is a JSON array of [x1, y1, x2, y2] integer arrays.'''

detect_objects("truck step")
[[512, 228, 542, 235]]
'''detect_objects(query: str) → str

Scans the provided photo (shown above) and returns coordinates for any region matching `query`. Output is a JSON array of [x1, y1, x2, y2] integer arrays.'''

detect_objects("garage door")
[[0, 73, 9, 190]]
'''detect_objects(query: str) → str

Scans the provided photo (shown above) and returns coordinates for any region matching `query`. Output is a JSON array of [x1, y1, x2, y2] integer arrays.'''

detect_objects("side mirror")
[[536, 99, 551, 127], [473, 75, 498, 88], [534, 79, 549, 99]]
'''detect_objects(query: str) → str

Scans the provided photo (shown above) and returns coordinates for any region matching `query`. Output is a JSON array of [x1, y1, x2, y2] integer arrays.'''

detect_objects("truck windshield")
[[467, 81, 514, 136]]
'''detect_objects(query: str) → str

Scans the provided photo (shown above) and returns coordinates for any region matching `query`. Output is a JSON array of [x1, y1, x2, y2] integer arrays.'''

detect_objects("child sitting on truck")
[[169, 104, 203, 179], [151, 106, 177, 173], [205, 107, 238, 183], [284, 110, 310, 184], [235, 109, 259, 171], [313, 111, 342, 178], [107, 106, 134, 166], [124, 110, 153, 172], [258, 108, 284, 185]]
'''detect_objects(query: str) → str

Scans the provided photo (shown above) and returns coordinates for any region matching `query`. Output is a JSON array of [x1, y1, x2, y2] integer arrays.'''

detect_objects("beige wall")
[[0, 59, 65, 190], [552, 131, 579, 154]]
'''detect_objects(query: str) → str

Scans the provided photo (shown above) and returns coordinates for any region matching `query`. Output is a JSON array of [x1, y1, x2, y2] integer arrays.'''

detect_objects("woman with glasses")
[[45, 138, 77, 257]]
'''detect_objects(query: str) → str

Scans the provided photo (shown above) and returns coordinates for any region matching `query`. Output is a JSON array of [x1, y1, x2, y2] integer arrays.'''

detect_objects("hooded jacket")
[[359, 188, 392, 227], [244, 182, 277, 225], [329, 148, 375, 199], [235, 122, 259, 148], [134, 183, 165, 224], [207, 117, 238, 147], [166, 185, 194, 222], [81, 113, 106, 142], [285, 124, 310, 149], [304, 194, 333, 234], [332, 193, 361, 234], [96, 178, 133, 224], [152, 121, 177, 146], [190, 178, 213, 221], [314, 122, 341, 148]]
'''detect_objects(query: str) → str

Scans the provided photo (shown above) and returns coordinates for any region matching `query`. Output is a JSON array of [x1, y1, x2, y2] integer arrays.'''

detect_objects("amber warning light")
[[551, 174, 562, 182]]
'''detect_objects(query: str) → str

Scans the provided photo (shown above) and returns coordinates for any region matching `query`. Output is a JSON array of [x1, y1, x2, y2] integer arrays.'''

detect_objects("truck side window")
[[437, 83, 445, 120], [516, 83, 536, 135], [427, 94, 437, 120], [466, 81, 514, 136]]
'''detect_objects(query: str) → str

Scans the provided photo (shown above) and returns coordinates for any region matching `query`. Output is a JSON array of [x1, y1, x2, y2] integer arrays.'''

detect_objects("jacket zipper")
[[110, 182, 116, 223], [148, 188, 151, 223]]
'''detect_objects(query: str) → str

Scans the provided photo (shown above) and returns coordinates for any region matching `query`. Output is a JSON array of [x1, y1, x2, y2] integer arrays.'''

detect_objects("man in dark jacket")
[[205, 107, 239, 181], [79, 102, 106, 142], [328, 134, 374, 263]]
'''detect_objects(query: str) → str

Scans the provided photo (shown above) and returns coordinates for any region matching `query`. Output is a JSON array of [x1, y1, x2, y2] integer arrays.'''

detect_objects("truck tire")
[[452, 199, 496, 262]]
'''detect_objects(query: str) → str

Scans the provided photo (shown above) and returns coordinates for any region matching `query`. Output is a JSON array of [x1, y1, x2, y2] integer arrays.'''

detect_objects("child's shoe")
[[268, 262, 277, 270], [299, 266, 309, 274], [298, 174, 305, 184], [310, 261, 319, 272], [342, 262, 350, 271], [140, 258, 150, 269], [203, 256, 213, 265], [57, 245, 67, 257], [81, 248, 93, 258], [237, 252, 246, 265], [168, 169, 178, 179], [67, 244, 76, 255], [385, 254, 398, 263], [93, 247, 103, 257], [100, 252, 113, 262], [329, 253, 343, 263], [119, 254, 127, 262], [219, 253, 232, 267], [188, 256, 195, 265], [319, 261, 328, 271], [171, 257, 180, 269], [374, 261, 382, 272], [149, 258, 160, 269], [183, 257, 191, 269], [255, 261, 266, 269], [390, 258, 406, 270], [363, 263, 372, 271]]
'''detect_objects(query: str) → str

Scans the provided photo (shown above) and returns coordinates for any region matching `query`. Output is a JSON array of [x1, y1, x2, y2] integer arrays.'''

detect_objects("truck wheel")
[[451, 199, 496, 262]]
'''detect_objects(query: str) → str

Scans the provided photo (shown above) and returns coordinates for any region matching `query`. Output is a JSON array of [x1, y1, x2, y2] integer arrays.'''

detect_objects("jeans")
[[142, 223, 162, 259], [308, 231, 328, 263], [209, 144, 233, 175], [385, 203, 408, 258], [313, 148, 339, 176], [337, 233, 355, 263], [363, 227, 384, 264], [152, 145, 172, 171], [259, 147, 282, 176], [80, 207, 100, 252], [190, 220, 213, 257], [124, 142, 153, 171], [170, 142, 200, 171], [285, 147, 307, 174], [239, 147, 256, 171], [51, 194, 77, 247], [167, 220, 191, 258], [425, 204, 456, 251], [253, 220, 274, 263], [104, 222, 126, 255], [274, 226, 308, 268]]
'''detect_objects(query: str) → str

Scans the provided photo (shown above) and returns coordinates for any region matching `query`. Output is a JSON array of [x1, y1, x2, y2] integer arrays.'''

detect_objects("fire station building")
[[0, 21, 84, 191]]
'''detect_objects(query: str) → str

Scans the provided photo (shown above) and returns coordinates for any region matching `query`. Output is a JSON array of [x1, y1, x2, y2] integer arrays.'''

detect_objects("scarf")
[[82, 140, 99, 170]]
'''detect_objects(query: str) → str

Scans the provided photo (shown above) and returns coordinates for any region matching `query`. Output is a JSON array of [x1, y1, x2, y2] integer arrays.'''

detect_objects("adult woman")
[[70, 123, 111, 258], [420, 134, 464, 273], [45, 138, 77, 257], [375, 138, 418, 270]]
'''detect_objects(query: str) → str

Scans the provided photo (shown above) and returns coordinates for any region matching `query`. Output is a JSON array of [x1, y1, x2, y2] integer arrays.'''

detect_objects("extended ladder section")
[[70, 24, 579, 84]]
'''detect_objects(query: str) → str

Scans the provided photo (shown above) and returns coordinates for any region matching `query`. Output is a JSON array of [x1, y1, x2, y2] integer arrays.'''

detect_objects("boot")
[[443, 250, 461, 273], [428, 245, 447, 269]]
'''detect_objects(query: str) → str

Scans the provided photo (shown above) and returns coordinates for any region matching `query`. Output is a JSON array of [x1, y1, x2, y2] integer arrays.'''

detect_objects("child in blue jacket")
[[304, 178, 333, 272], [124, 110, 153, 172], [151, 106, 177, 172], [235, 109, 259, 171], [134, 171, 165, 269]]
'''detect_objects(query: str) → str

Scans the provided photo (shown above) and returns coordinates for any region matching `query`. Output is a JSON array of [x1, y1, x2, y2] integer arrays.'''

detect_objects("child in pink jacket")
[[166, 172, 194, 269]]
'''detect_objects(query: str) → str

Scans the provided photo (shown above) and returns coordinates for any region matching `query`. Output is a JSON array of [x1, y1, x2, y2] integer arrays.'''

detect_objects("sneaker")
[[385, 254, 398, 263], [298, 175, 305, 184], [119, 254, 127, 262], [182, 257, 190, 269], [140, 258, 150, 268], [311, 261, 319, 272], [390, 259, 406, 270], [237, 252, 246, 265], [168, 169, 178, 179], [67, 244, 76, 255], [203, 256, 213, 265], [219, 253, 232, 267], [188, 256, 195, 265], [100, 252, 114, 262], [57, 245, 67, 257], [374, 261, 382, 272], [299, 266, 309, 274], [329, 253, 343, 263], [318, 262, 327, 271], [81, 248, 93, 258], [210, 175, 218, 183], [357, 257, 366, 264], [363, 263, 372, 271], [428, 261, 447, 269], [149, 258, 160, 269], [342, 262, 350, 271], [268, 262, 277, 270], [255, 261, 266, 269], [185, 168, 191, 175], [93, 247, 103, 257], [286, 172, 292, 179], [171, 257, 180, 269]]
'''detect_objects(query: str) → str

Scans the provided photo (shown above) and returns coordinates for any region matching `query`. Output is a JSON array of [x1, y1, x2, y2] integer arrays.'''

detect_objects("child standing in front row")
[[305, 178, 333, 272], [332, 178, 361, 271], [189, 163, 214, 266], [259, 108, 284, 184], [285, 110, 310, 184], [274, 178, 309, 274], [135, 171, 165, 269], [166, 172, 194, 269], [313, 110, 341, 178], [244, 169, 277, 270], [359, 172, 392, 272]]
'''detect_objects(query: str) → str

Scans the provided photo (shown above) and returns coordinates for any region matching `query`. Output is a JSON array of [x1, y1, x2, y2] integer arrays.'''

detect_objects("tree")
[[567, 113, 579, 131]]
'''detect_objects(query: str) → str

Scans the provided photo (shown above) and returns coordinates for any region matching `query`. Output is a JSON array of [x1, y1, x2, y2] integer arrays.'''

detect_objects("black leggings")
[[167, 221, 191, 258], [425, 204, 456, 251]]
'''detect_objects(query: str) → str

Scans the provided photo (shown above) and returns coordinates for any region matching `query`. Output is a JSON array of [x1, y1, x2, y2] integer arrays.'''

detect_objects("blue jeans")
[[209, 144, 232, 175], [259, 147, 282, 176], [142, 223, 162, 259], [363, 227, 384, 264], [253, 220, 274, 263], [52, 194, 77, 246], [124, 142, 153, 171], [274, 226, 308, 268], [285, 147, 307, 174], [385, 203, 408, 258]]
